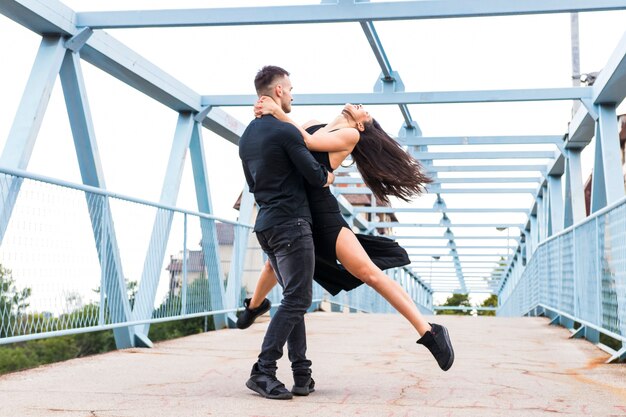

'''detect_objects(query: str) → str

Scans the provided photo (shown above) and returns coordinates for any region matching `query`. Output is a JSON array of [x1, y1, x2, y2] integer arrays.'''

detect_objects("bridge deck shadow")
[[0, 312, 625, 417]]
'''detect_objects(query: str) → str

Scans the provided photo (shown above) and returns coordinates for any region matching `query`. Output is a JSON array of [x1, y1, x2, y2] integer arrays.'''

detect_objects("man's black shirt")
[[239, 115, 329, 232]]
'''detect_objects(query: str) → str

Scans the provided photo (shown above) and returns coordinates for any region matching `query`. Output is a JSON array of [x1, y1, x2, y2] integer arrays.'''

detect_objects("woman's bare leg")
[[249, 260, 278, 309], [335, 228, 432, 336]]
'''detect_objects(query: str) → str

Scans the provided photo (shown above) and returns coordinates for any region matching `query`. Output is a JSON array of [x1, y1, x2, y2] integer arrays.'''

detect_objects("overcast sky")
[[2, 2, 625, 218], [1, 1, 625, 303]]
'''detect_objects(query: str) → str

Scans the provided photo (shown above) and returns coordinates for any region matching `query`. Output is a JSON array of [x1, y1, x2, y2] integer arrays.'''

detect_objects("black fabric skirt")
[[313, 233, 411, 296]]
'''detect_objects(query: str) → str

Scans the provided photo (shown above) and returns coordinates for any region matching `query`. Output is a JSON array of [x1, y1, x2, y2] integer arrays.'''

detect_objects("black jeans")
[[254, 218, 314, 376]]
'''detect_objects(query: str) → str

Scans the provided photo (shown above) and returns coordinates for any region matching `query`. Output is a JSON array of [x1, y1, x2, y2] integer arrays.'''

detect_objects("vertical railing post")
[[99, 195, 106, 326], [588, 216, 601, 344], [181, 213, 188, 316], [572, 227, 578, 318]]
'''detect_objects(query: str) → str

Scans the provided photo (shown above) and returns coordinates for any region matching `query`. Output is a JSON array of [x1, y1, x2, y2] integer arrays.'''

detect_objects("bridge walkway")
[[0, 313, 625, 417]]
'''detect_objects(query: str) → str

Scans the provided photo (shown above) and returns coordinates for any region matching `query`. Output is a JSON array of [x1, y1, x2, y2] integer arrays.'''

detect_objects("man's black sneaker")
[[236, 298, 271, 329], [292, 370, 315, 396], [246, 364, 293, 400], [416, 323, 455, 371]]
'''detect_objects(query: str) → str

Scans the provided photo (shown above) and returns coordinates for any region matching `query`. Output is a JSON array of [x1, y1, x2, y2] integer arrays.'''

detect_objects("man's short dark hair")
[[254, 65, 290, 96]]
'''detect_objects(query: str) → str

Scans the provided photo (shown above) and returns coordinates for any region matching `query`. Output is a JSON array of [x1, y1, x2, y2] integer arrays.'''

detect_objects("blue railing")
[[498, 196, 626, 362], [0, 167, 255, 345], [0, 168, 432, 347]]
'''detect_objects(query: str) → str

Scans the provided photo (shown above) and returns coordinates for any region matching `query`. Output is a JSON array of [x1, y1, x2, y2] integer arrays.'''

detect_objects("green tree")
[[149, 278, 215, 342], [478, 294, 498, 316], [127, 280, 138, 309], [0, 272, 219, 375], [437, 293, 472, 315], [0, 265, 31, 338]]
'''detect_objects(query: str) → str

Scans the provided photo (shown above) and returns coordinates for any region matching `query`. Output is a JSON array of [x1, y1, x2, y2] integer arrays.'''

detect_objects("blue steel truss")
[[1, 0, 626, 353]]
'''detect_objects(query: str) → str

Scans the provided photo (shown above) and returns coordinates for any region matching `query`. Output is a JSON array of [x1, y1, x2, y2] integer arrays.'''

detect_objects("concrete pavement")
[[0, 312, 625, 417]]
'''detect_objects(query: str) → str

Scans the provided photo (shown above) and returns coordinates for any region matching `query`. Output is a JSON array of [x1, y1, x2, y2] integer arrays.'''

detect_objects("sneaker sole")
[[291, 385, 315, 396], [246, 379, 293, 400], [440, 325, 455, 371]]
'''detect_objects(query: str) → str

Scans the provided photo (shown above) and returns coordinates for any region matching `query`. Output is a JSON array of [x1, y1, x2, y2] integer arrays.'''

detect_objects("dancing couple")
[[238, 65, 454, 400]]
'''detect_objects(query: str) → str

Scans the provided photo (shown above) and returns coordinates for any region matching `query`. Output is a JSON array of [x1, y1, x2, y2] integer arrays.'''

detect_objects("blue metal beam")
[[335, 186, 537, 194], [535, 191, 546, 242], [411, 259, 498, 262], [0, 0, 247, 145], [0, 36, 65, 170], [566, 30, 626, 150], [428, 165, 548, 173], [405, 135, 564, 146], [336, 176, 540, 185], [567, 106, 596, 148], [394, 237, 521, 243], [419, 277, 500, 280], [594, 31, 626, 105], [223, 186, 255, 325], [590, 104, 625, 212], [433, 177, 542, 184], [403, 245, 515, 250], [411, 260, 503, 263], [334, 194, 371, 232], [337, 164, 548, 173], [132, 113, 195, 344], [353, 207, 529, 214], [59, 49, 134, 348], [372, 222, 524, 228], [189, 123, 227, 329], [412, 253, 512, 258], [419, 274, 494, 277], [6, 0, 619, 300], [360, 20, 392, 80], [203, 88, 591, 106], [547, 174, 564, 235], [64, 27, 93, 52], [547, 152, 567, 176], [563, 150, 585, 227], [59, 49, 105, 190], [75, 1, 626, 29], [0, 0, 75, 36], [0, 36, 66, 244], [415, 151, 557, 159], [428, 187, 537, 194], [359, 20, 415, 129]]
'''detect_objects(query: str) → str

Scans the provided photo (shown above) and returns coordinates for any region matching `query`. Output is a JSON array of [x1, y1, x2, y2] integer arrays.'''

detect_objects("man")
[[239, 65, 334, 400]]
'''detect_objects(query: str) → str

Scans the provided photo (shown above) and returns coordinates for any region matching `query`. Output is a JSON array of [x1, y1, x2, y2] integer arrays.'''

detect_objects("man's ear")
[[275, 83, 283, 98]]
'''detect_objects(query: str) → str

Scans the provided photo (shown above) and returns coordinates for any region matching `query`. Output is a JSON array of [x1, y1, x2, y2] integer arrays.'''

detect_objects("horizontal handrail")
[[0, 166, 252, 228]]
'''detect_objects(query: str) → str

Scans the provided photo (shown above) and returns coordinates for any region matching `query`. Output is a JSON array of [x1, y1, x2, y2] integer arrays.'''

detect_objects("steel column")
[[189, 123, 227, 329], [548, 174, 564, 235], [590, 104, 624, 212], [132, 113, 195, 346], [59, 49, 134, 348], [0, 36, 66, 242], [563, 149, 586, 227], [223, 186, 255, 325]]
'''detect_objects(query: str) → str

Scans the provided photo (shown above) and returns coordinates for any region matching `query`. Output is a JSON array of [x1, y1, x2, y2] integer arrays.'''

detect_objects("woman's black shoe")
[[236, 298, 271, 329], [416, 323, 455, 371]]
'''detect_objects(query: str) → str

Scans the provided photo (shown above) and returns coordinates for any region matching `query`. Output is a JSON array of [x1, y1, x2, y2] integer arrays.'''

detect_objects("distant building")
[[334, 174, 399, 235], [165, 222, 237, 295], [167, 180, 400, 297]]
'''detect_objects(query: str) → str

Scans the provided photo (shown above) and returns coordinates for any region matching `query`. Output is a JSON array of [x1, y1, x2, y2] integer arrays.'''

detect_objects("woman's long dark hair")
[[351, 119, 432, 204]]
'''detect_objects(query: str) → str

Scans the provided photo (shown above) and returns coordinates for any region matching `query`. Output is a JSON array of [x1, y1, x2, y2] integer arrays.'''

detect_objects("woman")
[[238, 99, 454, 372]]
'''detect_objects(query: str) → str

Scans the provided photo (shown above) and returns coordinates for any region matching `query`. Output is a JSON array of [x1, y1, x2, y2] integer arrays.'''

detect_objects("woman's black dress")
[[305, 124, 410, 295]]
